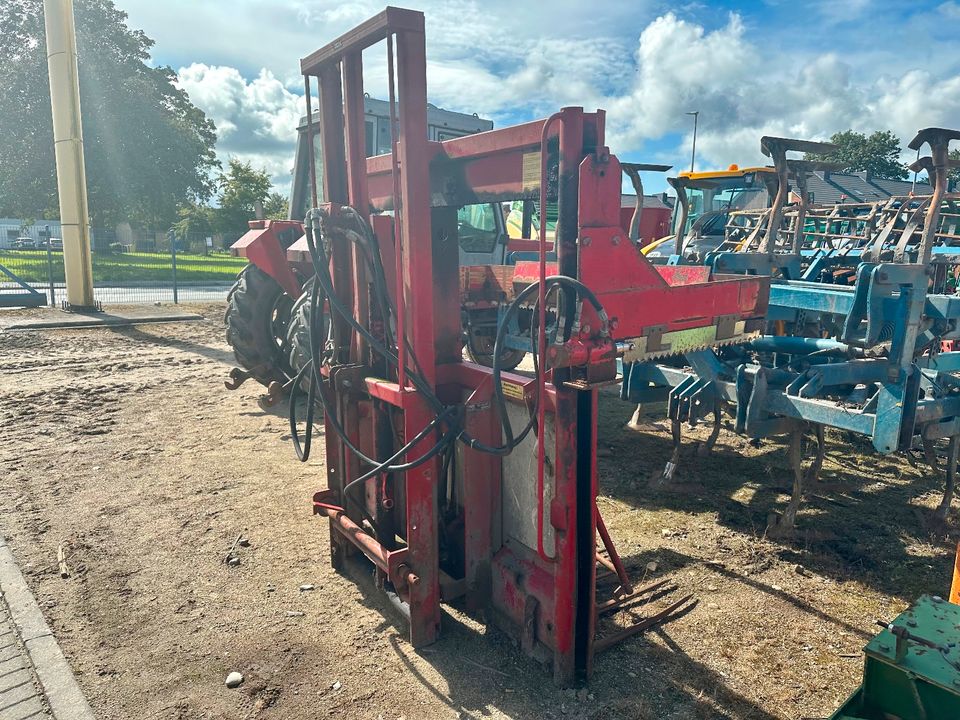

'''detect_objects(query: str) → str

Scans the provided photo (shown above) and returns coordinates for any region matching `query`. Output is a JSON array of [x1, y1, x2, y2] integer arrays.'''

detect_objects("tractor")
[[223, 109, 673, 390]]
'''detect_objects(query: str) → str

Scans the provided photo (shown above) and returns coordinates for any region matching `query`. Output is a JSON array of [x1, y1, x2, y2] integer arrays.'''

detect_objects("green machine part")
[[831, 595, 960, 720]]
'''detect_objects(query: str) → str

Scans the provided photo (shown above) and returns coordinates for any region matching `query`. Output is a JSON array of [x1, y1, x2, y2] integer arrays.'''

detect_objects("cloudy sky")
[[117, 0, 960, 195]]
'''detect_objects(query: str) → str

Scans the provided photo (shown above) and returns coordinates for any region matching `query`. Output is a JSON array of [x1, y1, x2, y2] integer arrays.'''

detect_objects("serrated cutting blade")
[[621, 321, 759, 363]]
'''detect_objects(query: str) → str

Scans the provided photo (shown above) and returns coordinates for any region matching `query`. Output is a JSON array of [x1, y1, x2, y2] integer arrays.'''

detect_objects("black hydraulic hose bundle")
[[288, 206, 609, 506]]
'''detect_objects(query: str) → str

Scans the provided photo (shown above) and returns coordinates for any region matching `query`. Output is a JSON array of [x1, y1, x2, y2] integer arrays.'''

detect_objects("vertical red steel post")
[[395, 25, 441, 646], [553, 108, 596, 683], [317, 63, 348, 206], [462, 384, 501, 612], [551, 389, 579, 684], [342, 51, 371, 362], [315, 63, 355, 569], [302, 75, 319, 209], [556, 107, 584, 280], [385, 34, 406, 390], [583, 389, 599, 677], [536, 112, 562, 564]]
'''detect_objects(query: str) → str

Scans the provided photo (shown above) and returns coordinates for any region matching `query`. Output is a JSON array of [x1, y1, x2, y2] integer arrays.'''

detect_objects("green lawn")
[[0, 250, 248, 284]]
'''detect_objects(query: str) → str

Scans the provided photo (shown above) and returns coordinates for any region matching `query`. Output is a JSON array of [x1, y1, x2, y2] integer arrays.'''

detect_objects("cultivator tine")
[[936, 434, 960, 520], [697, 398, 722, 457], [922, 436, 940, 471], [804, 424, 825, 483], [663, 376, 692, 480], [664, 415, 681, 480]]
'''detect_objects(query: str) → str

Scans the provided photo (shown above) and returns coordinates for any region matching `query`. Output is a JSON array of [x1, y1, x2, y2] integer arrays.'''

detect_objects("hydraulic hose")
[[294, 207, 610, 527]]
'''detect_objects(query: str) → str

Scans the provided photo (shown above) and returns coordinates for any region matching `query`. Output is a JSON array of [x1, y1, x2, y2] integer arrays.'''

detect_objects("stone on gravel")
[[299, 584, 315, 591], [225, 672, 244, 688]]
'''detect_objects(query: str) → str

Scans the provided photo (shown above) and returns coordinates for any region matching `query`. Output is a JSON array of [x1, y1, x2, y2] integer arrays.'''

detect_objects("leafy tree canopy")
[[805, 129, 909, 180], [173, 162, 288, 240], [263, 192, 289, 221], [0, 0, 219, 228], [216, 160, 272, 238], [950, 149, 960, 186]]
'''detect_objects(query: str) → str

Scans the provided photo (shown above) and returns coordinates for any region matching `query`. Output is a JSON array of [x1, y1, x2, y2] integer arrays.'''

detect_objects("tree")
[[215, 160, 272, 238], [263, 192, 289, 220], [950, 149, 960, 187], [0, 0, 219, 228], [173, 165, 287, 240], [805, 129, 909, 180], [172, 203, 216, 239]]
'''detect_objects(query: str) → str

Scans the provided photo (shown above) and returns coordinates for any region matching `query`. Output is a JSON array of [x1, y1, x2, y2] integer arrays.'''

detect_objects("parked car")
[[12, 237, 37, 250], [41, 238, 64, 251]]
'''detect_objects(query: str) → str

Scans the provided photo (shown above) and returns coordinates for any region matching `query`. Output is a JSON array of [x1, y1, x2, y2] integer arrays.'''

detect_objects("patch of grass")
[[0, 249, 247, 284]]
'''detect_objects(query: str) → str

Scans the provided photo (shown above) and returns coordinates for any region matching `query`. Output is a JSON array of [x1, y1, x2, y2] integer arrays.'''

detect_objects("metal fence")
[[0, 224, 247, 306]]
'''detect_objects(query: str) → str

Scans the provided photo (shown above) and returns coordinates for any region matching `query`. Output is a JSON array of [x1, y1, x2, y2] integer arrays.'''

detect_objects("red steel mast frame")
[[300, 6, 768, 684]]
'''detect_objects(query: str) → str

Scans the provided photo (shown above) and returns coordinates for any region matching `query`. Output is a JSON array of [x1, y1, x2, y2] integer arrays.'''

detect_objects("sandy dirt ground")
[[1, 303, 958, 720]]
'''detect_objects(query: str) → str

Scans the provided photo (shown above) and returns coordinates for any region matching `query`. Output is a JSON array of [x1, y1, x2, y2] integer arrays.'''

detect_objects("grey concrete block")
[[0, 677, 41, 717], [0, 544, 91, 719], [0, 655, 27, 678], [0, 693, 46, 720], [23, 637, 92, 720], [0, 550, 50, 644], [0, 668, 32, 697]]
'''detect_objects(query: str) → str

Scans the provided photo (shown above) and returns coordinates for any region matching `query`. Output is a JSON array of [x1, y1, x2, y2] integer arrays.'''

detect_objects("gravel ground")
[[0, 303, 957, 719]]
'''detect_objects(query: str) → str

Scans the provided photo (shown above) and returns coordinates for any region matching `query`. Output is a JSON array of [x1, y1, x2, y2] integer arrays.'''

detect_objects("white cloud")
[[158, 4, 960, 195], [602, 12, 960, 171], [606, 13, 752, 146], [176, 63, 303, 188], [939, 1, 960, 20]]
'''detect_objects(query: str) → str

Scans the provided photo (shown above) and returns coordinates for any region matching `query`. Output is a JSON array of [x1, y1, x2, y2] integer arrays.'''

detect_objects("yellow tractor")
[[643, 164, 777, 259]]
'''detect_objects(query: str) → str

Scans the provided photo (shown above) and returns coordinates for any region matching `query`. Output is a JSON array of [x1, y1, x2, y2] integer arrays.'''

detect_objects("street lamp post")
[[686, 111, 699, 172]]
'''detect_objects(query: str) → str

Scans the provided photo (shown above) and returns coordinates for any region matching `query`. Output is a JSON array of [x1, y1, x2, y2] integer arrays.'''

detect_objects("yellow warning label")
[[500, 381, 525, 401], [522, 150, 541, 192]]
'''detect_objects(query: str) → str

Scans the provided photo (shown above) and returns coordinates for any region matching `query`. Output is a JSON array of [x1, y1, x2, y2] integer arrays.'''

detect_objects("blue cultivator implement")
[[623, 127, 960, 533]]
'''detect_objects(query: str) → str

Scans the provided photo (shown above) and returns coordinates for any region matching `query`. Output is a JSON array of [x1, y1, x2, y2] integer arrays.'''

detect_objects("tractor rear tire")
[[286, 279, 316, 383], [224, 264, 295, 386]]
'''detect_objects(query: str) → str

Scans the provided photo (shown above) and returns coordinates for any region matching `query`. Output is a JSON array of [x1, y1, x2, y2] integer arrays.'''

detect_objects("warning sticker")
[[500, 381, 525, 401], [522, 150, 541, 192]]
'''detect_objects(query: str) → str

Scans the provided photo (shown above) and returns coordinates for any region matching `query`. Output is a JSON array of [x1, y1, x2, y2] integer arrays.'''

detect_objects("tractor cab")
[[646, 165, 777, 259]]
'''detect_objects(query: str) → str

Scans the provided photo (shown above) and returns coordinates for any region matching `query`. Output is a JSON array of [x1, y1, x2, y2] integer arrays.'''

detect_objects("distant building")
[[799, 171, 935, 205], [0, 219, 62, 249]]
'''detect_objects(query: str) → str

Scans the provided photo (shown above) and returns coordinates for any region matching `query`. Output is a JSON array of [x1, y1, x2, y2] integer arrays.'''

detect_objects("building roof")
[[803, 171, 932, 205], [620, 193, 674, 210]]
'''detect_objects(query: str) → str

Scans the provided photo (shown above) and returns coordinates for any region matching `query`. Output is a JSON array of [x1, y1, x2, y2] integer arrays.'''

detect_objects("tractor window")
[[457, 203, 499, 253]]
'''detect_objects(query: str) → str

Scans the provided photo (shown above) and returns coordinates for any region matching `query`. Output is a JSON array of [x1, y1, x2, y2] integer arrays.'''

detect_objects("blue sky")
[[115, 0, 960, 196]]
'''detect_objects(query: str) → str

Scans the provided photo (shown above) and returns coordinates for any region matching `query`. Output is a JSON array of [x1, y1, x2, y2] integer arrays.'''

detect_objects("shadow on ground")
[[335, 553, 780, 720], [597, 394, 958, 603]]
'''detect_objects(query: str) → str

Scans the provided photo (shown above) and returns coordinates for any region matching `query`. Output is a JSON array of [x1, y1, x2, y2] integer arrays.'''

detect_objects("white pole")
[[44, 0, 95, 309]]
